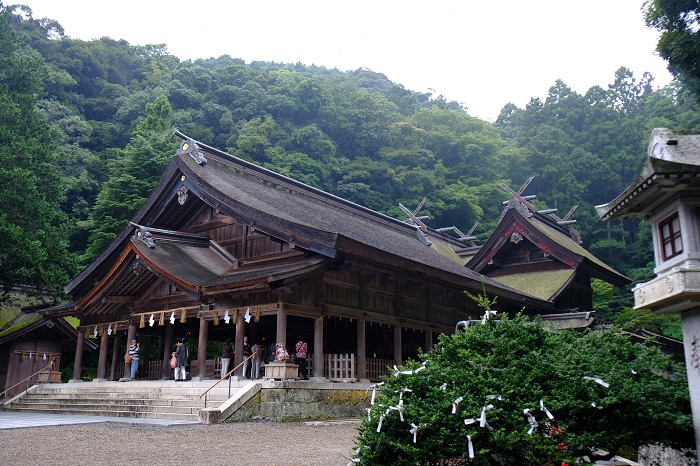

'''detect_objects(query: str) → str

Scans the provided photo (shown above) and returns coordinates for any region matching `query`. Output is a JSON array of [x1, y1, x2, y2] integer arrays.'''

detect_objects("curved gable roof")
[[66, 133, 553, 310]]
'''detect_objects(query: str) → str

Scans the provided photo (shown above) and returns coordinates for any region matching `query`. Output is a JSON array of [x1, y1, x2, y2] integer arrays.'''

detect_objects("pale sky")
[[19, 0, 673, 122]]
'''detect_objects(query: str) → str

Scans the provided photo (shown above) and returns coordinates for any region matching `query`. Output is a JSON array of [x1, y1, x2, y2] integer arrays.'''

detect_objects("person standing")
[[295, 336, 308, 380], [221, 338, 232, 378], [250, 340, 263, 379], [175, 338, 188, 381], [241, 337, 251, 379], [128, 339, 140, 380]]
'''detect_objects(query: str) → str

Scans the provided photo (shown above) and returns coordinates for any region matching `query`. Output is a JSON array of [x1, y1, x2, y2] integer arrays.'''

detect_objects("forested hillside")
[[3, 3, 700, 324]]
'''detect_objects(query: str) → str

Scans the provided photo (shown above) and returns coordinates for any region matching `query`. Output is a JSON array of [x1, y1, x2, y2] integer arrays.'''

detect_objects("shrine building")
[[43, 132, 625, 383]]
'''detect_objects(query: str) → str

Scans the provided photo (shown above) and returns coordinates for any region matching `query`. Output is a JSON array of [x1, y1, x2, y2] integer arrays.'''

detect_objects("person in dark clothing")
[[221, 338, 232, 378], [175, 338, 188, 381]]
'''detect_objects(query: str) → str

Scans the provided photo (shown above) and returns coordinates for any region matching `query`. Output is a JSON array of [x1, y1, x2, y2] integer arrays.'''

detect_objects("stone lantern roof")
[[596, 128, 700, 221]]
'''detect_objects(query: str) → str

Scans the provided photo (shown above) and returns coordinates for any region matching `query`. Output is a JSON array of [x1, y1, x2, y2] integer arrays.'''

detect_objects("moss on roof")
[[430, 238, 469, 266], [0, 306, 20, 329], [527, 217, 624, 279], [64, 316, 80, 329], [492, 269, 575, 301], [0, 312, 42, 338]]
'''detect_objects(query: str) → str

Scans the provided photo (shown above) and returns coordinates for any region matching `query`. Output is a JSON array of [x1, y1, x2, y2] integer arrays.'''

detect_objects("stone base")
[[264, 362, 299, 380]]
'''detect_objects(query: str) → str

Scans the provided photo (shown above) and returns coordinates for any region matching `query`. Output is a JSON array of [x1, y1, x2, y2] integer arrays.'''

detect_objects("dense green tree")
[[644, 0, 700, 96], [82, 95, 175, 263], [353, 314, 692, 465], [0, 3, 76, 294]]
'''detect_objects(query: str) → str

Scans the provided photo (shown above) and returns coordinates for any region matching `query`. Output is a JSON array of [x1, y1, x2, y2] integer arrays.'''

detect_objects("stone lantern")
[[597, 128, 700, 461]]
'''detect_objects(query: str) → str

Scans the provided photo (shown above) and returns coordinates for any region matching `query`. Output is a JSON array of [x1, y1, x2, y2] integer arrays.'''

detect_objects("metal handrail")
[[199, 353, 255, 399], [0, 363, 53, 400]]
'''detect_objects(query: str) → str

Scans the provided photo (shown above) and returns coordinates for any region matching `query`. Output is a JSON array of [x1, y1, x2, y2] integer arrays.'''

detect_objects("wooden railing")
[[0, 363, 53, 400], [366, 357, 395, 380], [199, 353, 255, 403], [107, 355, 395, 383], [326, 353, 355, 381], [307, 354, 394, 381]]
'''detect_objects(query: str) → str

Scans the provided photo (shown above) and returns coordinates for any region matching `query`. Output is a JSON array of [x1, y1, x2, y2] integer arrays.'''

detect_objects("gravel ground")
[[0, 419, 361, 466]]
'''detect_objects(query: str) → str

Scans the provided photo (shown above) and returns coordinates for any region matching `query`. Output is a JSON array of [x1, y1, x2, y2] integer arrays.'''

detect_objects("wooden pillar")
[[72, 330, 85, 381], [196, 316, 209, 380], [313, 315, 325, 379], [125, 325, 136, 378], [109, 331, 122, 381], [156, 334, 164, 370], [161, 321, 174, 379], [96, 328, 109, 380], [424, 330, 433, 352], [356, 318, 366, 380], [276, 308, 287, 351], [393, 324, 402, 367], [138, 335, 151, 379], [234, 310, 245, 377]]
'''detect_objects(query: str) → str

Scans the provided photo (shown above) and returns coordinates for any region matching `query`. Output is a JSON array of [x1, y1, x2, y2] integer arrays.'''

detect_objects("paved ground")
[[0, 412, 360, 465], [0, 411, 197, 428]]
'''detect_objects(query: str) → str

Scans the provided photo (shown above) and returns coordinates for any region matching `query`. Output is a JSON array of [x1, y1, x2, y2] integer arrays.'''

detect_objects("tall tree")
[[0, 3, 76, 295], [644, 0, 700, 96], [82, 95, 175, 263]]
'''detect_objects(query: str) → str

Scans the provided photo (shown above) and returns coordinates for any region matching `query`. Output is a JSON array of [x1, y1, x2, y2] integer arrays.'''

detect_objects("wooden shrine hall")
[[45, 132, 564, 382]]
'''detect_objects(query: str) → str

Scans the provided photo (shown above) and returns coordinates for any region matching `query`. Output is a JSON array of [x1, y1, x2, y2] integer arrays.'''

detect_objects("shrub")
[[351, 314, 693, 465]]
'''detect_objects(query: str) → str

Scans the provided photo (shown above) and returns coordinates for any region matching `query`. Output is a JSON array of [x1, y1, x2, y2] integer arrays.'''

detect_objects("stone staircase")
[[2, 380, 242, 421]]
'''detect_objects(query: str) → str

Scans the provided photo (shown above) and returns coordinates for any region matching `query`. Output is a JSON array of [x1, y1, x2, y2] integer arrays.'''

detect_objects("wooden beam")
[[183, 217, 236, 234], [102, 295, 136, 303]]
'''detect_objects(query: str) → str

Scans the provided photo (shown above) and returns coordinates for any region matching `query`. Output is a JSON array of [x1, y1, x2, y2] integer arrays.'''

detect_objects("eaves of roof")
[[597, 128, 700, 221]]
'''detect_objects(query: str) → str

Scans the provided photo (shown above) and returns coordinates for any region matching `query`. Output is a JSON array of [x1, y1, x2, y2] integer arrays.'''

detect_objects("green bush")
[[352, 314, 692, 465]]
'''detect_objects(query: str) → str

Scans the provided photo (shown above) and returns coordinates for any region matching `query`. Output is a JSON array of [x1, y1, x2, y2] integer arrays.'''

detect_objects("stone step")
[[3, 381, 241, 421], [12, 398, 217, 409], [21, 392, 229, 402], [4, 405, 198, 420], [8, 401, 204, 415]]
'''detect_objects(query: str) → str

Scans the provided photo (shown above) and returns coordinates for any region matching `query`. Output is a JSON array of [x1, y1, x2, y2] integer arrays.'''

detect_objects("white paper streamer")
[[93, 325, 98, 337], [368, 382, 384, 405], [42, 353, 47, 361], [539, 399, 554, 420], [414, 365, 426, 373], [366, 407, 372, 420], [244, 307, 251, 323], [439, 383, 447, 390], [107, 323, 112, 335], [223, 310, 230, 324], [524, 408, 538, 435], [464, 418, 476, 425], [170, 311, 176, 325], [376, 413, 385, 432], [452, 396, 463, 414], [392, 365, 412, 377], [631, 369, 637, 375], [410, 423, 419, 443], [591, 402, 603, 409], [28, 352, 33, 359], [388, 402, 405, 422], [479, 404, 494, 431], [467, 434, 475, 458], [583, 376, 609, 388], [486, 394, 501, 400], [481, 310, 497, 323], [148, 313, 155, 327], [398, 388, 412, 399]]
